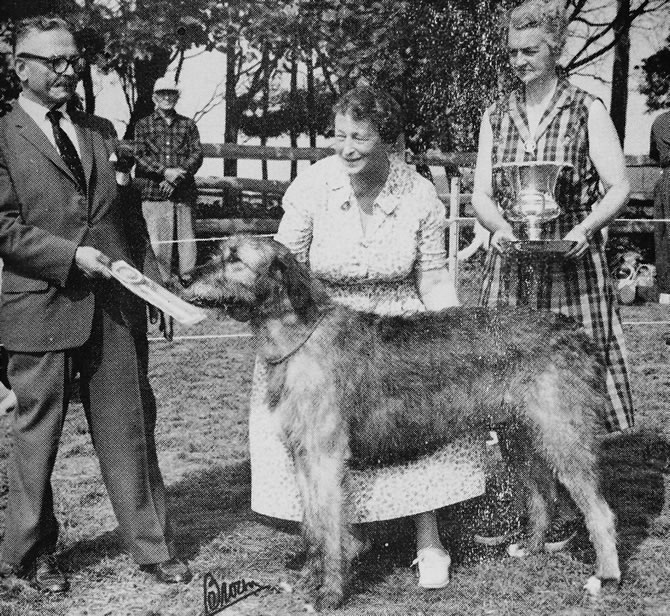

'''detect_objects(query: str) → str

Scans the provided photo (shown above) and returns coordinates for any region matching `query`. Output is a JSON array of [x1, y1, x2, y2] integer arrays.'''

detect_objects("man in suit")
[[0, 16, 192, 591]]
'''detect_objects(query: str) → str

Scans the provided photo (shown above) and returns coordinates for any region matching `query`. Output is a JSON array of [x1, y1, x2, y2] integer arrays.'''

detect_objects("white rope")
[[146, 320, 670, 345], [148, 332, 252, 342]]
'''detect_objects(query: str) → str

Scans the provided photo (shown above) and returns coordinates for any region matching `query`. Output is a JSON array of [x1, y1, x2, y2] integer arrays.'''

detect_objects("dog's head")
[[182, 234, 329, 322]]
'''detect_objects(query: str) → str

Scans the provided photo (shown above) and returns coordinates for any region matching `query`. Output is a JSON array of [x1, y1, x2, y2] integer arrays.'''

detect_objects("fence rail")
[[124, 142, 663, 266]]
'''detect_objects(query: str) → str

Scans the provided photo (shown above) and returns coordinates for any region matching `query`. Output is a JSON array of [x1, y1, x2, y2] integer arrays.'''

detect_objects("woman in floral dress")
[[249, 86, 485, 589]]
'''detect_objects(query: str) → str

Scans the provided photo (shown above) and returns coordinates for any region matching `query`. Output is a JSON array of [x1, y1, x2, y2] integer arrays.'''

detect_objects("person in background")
[[133, 77, 203, 287], [650, 110, 670, 302], [471, 0, 634, 549], [250, 85, 486, 590], [0, 16, 191, 592]]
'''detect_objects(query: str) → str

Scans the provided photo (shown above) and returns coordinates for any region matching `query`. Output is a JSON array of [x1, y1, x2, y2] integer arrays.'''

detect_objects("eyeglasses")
[[16, 53, 86, 75]]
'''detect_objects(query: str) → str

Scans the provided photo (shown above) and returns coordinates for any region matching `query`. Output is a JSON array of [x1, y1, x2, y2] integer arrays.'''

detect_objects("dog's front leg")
[[289, 406, 351, 610]]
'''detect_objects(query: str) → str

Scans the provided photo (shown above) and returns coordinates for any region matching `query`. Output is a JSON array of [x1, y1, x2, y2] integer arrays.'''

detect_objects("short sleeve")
[[417, 180, 448, 272], [275, 169, 318, 265]]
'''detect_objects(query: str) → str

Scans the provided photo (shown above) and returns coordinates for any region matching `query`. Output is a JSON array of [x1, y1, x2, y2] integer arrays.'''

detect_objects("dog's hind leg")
[[504, 430, 556, 555], [523, 369, 620, 591], [554, 462, 620, 586]]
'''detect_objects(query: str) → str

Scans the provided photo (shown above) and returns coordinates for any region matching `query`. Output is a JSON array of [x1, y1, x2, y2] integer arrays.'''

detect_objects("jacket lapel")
[[11, 105, 77, 184]]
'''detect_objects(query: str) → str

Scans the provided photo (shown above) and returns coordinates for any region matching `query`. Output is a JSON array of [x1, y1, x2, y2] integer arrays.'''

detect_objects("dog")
[[184, 234, 620, 610]]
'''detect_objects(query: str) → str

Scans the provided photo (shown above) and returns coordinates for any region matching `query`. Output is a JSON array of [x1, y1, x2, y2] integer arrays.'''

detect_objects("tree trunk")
[[289, 36, 299, 179], [82, 64, 95, 114], [124, 48, 171, 138], [307, 48, 316, 148], [610, 0, 630, 145], [261, 42, 270, 182], [223, 38, 239, 178]]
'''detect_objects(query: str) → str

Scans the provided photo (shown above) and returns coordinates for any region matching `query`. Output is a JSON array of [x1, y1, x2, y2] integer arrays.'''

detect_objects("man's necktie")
[[46, 108, 87, 195]]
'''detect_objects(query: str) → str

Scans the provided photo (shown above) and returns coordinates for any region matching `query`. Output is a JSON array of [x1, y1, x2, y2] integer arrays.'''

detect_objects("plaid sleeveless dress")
[[479, 79, 634, 432]]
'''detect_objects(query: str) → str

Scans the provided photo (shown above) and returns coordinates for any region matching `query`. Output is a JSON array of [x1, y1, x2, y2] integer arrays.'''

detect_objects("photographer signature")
[[203, 571, 274, 615]]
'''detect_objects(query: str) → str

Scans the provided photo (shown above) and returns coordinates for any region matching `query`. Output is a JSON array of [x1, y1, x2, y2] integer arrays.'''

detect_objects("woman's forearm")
[[471, 192, 513, 234], [574, 180, 630, 239]]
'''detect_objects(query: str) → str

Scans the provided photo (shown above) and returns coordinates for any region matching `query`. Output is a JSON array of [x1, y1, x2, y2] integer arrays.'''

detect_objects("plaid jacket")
[[133, 111, 203, 202]]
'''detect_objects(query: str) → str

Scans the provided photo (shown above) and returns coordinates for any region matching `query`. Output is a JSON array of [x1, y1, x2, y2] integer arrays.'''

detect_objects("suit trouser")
[[142, 200, 197, 282], [1, 301, 174, 567]]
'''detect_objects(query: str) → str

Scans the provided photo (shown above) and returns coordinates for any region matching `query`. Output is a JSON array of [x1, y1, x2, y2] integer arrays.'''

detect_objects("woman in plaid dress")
[[472, 0, 634, 437]]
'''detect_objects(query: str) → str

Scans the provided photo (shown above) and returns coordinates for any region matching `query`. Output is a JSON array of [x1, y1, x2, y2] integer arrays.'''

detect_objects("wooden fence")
[[186, 144, 661, 273], [124, 142, 662, 275]]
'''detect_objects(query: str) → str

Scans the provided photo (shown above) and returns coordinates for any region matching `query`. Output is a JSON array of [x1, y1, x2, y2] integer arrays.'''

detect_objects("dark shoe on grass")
[[141, 558, 193, 584], [22, 554, 69, 594]]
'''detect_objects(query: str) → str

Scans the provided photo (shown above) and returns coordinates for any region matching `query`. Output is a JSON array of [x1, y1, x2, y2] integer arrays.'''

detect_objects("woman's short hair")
[[14, 15, 77, 54], [333, 86, 404, 145], [508, 0, 568, 55]]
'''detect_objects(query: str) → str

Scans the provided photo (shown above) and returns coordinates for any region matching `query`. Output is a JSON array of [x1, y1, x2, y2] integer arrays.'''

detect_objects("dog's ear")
[[270, 244, 320, 318]]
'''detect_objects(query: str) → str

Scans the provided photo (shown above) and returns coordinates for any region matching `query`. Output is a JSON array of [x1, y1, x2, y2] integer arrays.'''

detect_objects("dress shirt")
[[18, 94, 81, 157]]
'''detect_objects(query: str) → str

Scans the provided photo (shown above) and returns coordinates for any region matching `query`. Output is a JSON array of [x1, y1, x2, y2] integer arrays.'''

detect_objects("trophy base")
[[511, 239, 577, 257]]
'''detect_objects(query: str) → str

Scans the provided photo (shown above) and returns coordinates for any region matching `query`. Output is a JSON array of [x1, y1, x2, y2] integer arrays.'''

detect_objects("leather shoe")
[[141, 558, 192, 584], [25, 555, 69, 593]]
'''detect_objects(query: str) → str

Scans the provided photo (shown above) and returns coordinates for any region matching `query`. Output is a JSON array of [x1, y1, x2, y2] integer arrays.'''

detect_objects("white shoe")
[[0, 389, 17, 413], [412, 546, 451, 589]]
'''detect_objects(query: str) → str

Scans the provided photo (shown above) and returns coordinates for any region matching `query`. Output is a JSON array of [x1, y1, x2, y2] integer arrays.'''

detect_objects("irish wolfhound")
[[184, 234, 620, 610]]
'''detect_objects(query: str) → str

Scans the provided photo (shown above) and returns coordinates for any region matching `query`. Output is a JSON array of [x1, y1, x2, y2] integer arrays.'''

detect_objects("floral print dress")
[[249, 154, 485, 522]]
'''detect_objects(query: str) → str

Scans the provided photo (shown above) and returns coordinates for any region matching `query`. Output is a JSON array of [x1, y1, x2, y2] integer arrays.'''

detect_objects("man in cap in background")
[[134, 76, 203, 287]]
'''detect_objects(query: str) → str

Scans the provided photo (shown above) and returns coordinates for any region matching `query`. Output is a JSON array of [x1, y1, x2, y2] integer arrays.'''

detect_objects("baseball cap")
[[153, 76, 180, 94]]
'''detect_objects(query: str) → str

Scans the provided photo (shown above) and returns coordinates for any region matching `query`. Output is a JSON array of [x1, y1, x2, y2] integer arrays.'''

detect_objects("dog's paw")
[[315, 589, 344, 611]]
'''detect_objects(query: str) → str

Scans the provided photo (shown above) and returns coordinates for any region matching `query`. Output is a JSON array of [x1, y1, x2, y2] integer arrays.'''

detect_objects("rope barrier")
[[148, 332, 251, 342], [147, 319, 670, 345]]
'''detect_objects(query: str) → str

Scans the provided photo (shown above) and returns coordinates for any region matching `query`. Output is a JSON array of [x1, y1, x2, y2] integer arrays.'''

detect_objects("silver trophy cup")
[[495, 161, 575, 256]]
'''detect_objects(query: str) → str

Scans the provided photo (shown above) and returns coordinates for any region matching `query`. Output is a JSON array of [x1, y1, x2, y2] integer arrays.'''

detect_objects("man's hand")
[[75, 247, 112, 278], [164, 167, 186, 185], [158, 179, 176, 199]]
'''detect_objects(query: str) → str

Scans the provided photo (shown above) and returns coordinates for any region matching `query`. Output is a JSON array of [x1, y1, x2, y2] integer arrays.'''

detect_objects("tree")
[[639, 35, 670, 110], [0, 25, 20, 118], [565, 0, 670, 143], [84, 0, 218, 137]]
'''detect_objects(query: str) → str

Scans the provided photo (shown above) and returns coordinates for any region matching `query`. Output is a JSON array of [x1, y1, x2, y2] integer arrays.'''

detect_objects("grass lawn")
[[0, 264, 669, 615]]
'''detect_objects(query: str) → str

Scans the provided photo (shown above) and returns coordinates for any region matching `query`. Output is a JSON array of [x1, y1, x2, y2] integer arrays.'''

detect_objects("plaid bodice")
[[489, 79, 602, 240]]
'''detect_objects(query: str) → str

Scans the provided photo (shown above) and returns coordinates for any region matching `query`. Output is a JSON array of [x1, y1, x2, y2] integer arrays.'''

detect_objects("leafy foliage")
[[240, 86, 336, 138], [639, 38, 670, 111], [0, 25, 20, 118]]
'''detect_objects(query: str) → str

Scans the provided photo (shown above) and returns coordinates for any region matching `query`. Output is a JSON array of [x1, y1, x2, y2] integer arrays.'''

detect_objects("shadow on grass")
[[598, 429, 669, 569], [59, 461, 256, 572], [429, 428, 670, 577], [48, 428, 670, 590], [168, 461, 254, 560]]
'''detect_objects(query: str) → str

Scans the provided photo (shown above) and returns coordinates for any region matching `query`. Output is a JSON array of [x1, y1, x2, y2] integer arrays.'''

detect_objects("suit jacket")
[[0, 102, 160, 352]]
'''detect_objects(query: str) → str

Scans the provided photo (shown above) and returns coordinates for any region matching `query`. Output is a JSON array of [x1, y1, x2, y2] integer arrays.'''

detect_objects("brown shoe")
[[141, 558, 192, 584], [24, 555, 69, 593]]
